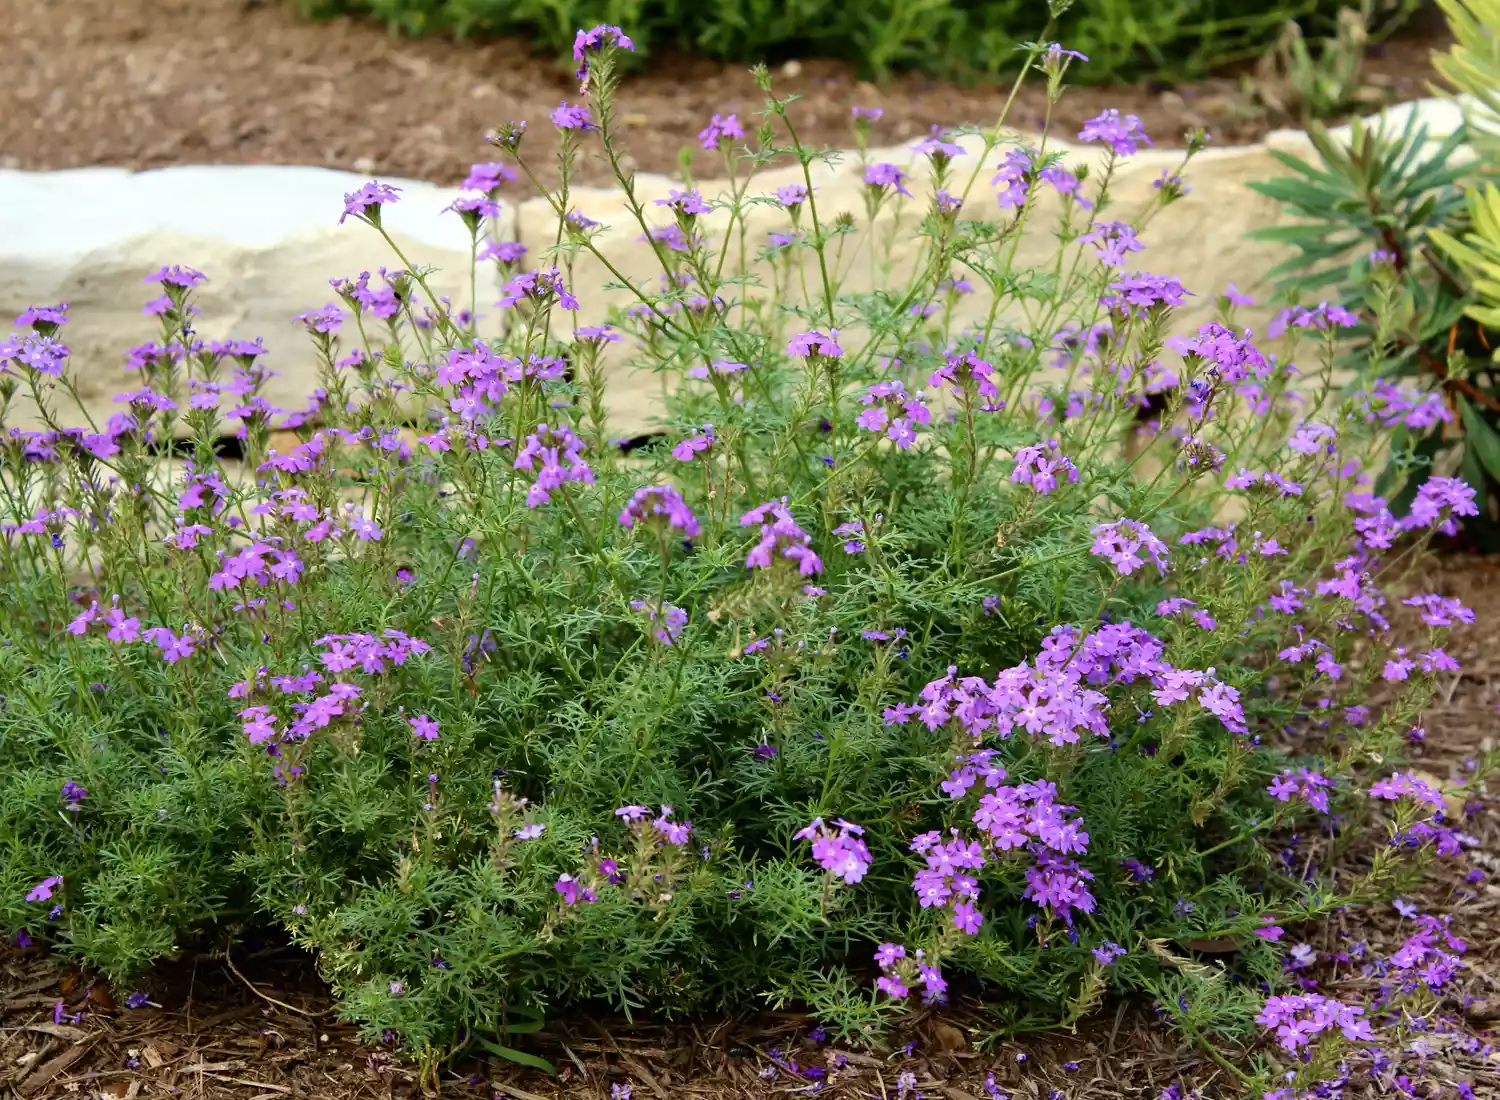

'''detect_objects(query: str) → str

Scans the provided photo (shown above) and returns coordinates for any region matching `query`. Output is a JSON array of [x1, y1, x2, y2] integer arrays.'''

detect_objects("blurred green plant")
[[1247, 115, 1498, 536], [1250, 1, 1416, 124], [1247, 0, 1500, 541], [1433, 0, 1500, 165], [290, 0, 1413, 83]]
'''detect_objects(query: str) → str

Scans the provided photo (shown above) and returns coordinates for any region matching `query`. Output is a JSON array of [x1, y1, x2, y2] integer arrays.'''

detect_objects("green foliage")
[[0, 32, 1466, 1071], [292, 0, 1409, 83], [1433, 0, 1500, 166], [1246, 111, 1500, 533]]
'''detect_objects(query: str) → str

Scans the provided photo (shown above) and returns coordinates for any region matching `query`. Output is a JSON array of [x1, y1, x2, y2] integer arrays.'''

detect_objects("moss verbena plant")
[[0, 17, 1481, 1088]]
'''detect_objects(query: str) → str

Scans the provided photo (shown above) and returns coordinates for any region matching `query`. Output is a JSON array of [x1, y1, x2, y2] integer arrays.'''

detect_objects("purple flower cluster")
[[1268, 768, 1335, 814], [1255, 992, 1373, 1053], [873, 944, 948, 1005], [618, 485, 701, 538], [1100, 273, 1189, 316], [672, 424, 715, 461], [927, 349, 1000, 406], [1079, 221, 1144, 268], [698, 113, 744, 151], [794, 817, 872, 884], [786, 330, 843, 359], [340, 181, 401, 225], [740, 498, 823, 575], [514, 424, 594, 507], [863, 163, 913, 198], [497, 267, 581, 312], [629, 600, 688, 644], [856, 380, 931, 448], [1077, 109, 1152, 156], [1011, 439, 1080, 495], [1090, 518, 1169, 577]]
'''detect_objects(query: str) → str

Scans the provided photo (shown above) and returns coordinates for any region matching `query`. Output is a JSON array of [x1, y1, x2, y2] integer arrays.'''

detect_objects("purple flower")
[[26, 877, 61, 904], [1011, 439, 1080, 495], [1291, 301, 1360, 330], [928, 349, 999, 404], [15, 303, 69, 329], [1078, 109, 1152, 156], [479, 239, 528, 265], [1078, 221, 1145, 268], [497, 267, 581, 312], [656, 188, 711, 217], [1090, 518, 1169, 576], [794, 817, 872, 884], [863, 163, 913, 198], [571, 21, 635, 88], [990, 147, 1037, 209], [551, 101, 597, 131], [629, 600, 689, 645], [445, 194, 500, 221], [618, 485, 701, 538], [786, 330, 843, 359], [672, 424, 716, 462], [514, 823, 546, 840], [409, 714, 440, 741], [1101, 273, 1189, 315], [297, 304, 345, 334], [740, 498, 822, 575], [1092, 942, 1126, 965], [61, 780, 88, 808], [6, 333, 70, 376], [340, 182, 401, 225], [698, 113, 744, 151], [1267, 769, 1334, 814], [554, 874, 597, 906], [1369, 771, 1445, 812], [144, 265, 208, 288], [1044, 43, 1089, 67], [852, 106, 884, 120], [142, 627, 198, 664], [514, 424, 594, 508], [1255, 993, 1372, 1053], [913, 134, 966, 160], [775, 183, 809, 208], [462, 161, 517, 193], [952, 900, 984, 935]]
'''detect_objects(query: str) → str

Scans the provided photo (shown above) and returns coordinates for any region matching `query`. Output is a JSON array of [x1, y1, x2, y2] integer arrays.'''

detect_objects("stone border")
[[0, 98, 1468, 434]]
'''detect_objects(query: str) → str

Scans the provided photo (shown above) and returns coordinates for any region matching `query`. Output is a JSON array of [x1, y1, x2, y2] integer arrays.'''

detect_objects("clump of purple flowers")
[[618, 485, 701, 539], [795, 817, 872, 884], [1255, 992, 1373, 1054], [740, 499, 823, 576], [1090, 518, 1169, 577], [1011, 439, 1080, 495], [514, 424, 594, 507]]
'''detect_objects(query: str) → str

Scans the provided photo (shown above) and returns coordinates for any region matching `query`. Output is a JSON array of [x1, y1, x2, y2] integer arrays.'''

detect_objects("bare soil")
[[2, 0, 1451, 192]]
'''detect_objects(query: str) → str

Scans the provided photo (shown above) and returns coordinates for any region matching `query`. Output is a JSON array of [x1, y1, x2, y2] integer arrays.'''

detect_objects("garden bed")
[[3, 554, 1496, 1100], [4, 0, 1450, 188]]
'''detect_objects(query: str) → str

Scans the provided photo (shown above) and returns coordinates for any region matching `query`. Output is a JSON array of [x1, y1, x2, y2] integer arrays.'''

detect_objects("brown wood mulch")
[[3, 0, 1451, 193]]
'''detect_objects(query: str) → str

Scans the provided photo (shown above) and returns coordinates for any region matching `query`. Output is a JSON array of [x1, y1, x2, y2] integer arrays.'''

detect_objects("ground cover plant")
[[0, 14, 1489, 1097], [293, 0, 1421, 84]]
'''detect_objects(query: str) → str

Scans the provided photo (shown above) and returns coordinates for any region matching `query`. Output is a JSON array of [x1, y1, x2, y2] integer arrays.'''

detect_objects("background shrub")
[[292, 0, 1419, 82]]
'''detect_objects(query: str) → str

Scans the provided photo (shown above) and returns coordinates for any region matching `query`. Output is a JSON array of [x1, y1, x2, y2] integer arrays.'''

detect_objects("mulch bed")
[[3, 551, 1497, 1098], [4, 0, 1450, 192]]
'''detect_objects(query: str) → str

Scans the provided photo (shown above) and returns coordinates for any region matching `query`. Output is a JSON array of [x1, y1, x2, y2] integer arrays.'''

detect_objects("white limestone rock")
[[0, 165, 514, 430]]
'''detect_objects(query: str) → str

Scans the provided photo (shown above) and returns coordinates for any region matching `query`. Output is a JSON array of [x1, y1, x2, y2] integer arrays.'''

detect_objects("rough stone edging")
[[0, 96, 1469, 434]]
